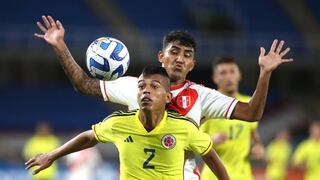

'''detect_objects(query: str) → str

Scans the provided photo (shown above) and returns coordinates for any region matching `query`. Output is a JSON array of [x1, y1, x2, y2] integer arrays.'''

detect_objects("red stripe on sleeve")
[[224, 98, 236, 119]]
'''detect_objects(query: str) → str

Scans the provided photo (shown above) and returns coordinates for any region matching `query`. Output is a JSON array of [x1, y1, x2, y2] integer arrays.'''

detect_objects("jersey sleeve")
[[99, 76, 138, 109], [185, 123, 213, 156], [92, 117, 114, 143], [251, 122, 258, 131], [292, 141, 308, 166], [198, 86, 238, 119]]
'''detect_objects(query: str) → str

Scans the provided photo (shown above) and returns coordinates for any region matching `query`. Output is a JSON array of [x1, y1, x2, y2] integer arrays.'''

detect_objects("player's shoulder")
[[167, 110, 199, 128], [104, 76, 138, 83], [105, 109, 138, 121], [296, 139, 313, 150], [118, 76, 138, 82], [187, 80, 220, 93], [236, 93, 251, 103], [186, 80, 205, 89]]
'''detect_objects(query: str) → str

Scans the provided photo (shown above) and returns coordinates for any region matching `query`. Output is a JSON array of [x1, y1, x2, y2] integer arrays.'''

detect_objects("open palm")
[[35, 16, 65, 47], [259, 39, 293, 73]]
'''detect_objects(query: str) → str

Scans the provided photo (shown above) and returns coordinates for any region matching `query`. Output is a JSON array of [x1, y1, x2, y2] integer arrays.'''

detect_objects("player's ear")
[[158, 51, 164, 63], [166, 92, 172, 103]]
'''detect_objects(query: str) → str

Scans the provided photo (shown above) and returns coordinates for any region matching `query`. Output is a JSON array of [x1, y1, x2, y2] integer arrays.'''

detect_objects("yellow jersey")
[[293, 138, 320, 180], [23, 135, 60, 180], [92, 110, 212, 180], [200, 94, 257, 180], [266, 139, 292, 180]]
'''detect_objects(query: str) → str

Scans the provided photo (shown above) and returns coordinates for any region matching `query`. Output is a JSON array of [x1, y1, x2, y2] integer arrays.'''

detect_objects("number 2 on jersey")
[[143, 148, 155, 169]]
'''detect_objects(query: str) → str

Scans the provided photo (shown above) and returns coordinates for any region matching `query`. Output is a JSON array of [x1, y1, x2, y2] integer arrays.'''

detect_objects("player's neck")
[[170, 78, 186, 88], [311, 136, 320, 142], [139, 109, 165, 132], [218, 89, 238, 98]]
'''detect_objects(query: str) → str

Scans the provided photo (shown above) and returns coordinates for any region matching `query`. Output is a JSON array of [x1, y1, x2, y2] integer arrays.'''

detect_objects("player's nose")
[[142, 86, 151, 94]]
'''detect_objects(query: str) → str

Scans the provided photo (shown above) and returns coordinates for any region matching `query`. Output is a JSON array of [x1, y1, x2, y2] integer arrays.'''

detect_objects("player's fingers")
[[269, 39, 278, 53], [276, 40, 284, 54], [259, 47, 266, 57], [25, 162, 38, 170], [47, 16, 57, 28], [25, 158, 35, 166], [56, 20, 64, 30], [41, 15, 51, 29], [280, 47, 290, 57], [34, 33, 44, 39], [36, 22, 47, 33], [281, 58, 294, 63], [33, 166, 45, 175]]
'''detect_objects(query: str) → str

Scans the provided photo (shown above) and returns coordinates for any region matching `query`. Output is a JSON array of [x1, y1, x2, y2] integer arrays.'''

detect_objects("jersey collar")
[[134, 110, 168, 134], [170, 80, 192, 91]]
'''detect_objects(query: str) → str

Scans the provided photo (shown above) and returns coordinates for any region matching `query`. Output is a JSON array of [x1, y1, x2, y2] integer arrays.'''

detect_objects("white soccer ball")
[[86, 37, 130, 80]]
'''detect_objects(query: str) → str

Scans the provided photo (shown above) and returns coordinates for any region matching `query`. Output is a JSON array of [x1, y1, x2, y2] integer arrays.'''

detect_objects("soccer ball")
[[86, 37, 130, 80]]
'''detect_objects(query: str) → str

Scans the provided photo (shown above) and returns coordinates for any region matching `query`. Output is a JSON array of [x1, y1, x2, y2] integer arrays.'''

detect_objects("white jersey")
[[65, 147, 102, 180], [99, 76, 238, 179]]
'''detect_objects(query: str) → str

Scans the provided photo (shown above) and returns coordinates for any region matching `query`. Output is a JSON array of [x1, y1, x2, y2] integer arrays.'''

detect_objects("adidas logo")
[[124, 136, 134, 143]]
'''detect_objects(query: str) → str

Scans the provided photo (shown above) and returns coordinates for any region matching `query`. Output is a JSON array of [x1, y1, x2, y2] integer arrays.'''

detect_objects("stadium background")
[[0, 0, 319, 179]]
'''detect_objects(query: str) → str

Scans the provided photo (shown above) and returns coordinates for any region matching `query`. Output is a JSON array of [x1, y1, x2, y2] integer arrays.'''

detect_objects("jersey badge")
[[161, 134, 176, 149]]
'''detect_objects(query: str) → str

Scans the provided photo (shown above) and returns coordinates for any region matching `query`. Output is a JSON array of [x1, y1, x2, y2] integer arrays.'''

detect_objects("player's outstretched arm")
[[202, 149, 230, 180], [25, 130, 98, 175], [231, 39, 293, 121], [35, 15, 102, 98], [250, 130, 265, 160]]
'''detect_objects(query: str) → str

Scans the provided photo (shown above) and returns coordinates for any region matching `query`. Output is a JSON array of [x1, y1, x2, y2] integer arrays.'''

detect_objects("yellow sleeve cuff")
[[200, 141, 213, 156]]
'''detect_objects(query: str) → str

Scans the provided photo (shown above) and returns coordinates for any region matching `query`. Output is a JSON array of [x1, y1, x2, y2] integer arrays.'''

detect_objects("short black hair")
[[141, 65, 170, 91], [213, 56, 238, 70], [162, 31, 197, 51]]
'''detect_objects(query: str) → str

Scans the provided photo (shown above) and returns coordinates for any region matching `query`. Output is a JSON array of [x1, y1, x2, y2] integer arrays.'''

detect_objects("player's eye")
[[220, 71, 226, 75], [170, 49, 178, 55], [151, 84, 160, 89], [184, 53, 191, 58], [138, 84, 145, 89]]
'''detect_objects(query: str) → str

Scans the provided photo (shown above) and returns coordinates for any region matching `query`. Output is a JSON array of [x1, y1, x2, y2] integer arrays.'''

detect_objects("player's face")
[[278, 130, 290, 141], [137, 74, 171, 112], [310, 123, 320, 139], [213, 63, 241, 93], [158, 41, 195, 83]]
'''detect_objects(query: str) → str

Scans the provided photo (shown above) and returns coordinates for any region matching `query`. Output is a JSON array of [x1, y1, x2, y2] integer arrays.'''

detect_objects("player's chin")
[[168, 71, 183, 81], [140, 103, 152, 111]]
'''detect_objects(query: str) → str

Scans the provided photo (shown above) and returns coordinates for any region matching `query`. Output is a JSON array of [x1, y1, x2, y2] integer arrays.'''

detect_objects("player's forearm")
[[251, 130, 261, 145], [49, 130, 98, 162], [53, 41, 102, 98], [249, 70, 271, 120], [202, 149, 230, 180], [232, 70, 271, 121]]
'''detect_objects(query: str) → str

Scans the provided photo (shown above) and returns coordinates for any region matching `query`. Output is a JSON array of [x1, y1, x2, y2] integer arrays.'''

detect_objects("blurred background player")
[[23, 122, 60, 180], [266, 129, 292, 180], [200, 57, 265, 180], [65, 146, 102, 180], [292, 121, 320, 180]]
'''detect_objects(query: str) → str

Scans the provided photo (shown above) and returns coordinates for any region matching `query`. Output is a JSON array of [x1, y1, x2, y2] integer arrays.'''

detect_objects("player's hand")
[[25, 153, 54, 175], [211, 132, 228, 144], [258, 39, 293, 74], [251, 143, 265, 160], [34, 15, 65, 47]]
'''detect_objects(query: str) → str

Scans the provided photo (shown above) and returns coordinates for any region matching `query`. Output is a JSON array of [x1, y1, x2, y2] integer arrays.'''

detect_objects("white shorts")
[[184, 158, 200, 180]]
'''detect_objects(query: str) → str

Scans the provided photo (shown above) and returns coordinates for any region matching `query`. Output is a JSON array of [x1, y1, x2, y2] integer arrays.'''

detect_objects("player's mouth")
[[174, 64, 183, 72], [141, 97, 152, 103]]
